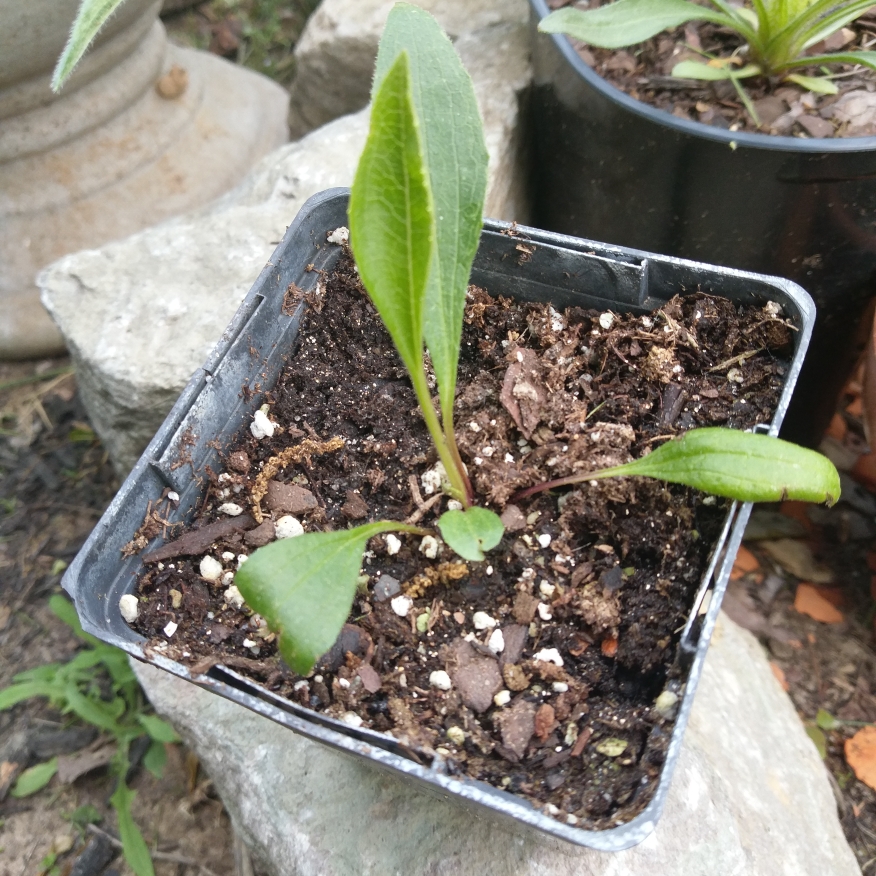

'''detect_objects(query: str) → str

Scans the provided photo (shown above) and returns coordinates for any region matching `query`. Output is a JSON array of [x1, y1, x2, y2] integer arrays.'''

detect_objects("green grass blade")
[[137, 714, 180, 743], [49, 594, 102, 647], [781, 49, 876, 71], [539, 0, 736, 49], [349, 51, 434, 386], [0, 680, 62, 710], [672, 60, 761, 79], [52, 0, 130, 92], [111, 782, 155, 876], [785, 72, 838, 93], [235, 523, 408, 675], [374, 4, 488, 428]]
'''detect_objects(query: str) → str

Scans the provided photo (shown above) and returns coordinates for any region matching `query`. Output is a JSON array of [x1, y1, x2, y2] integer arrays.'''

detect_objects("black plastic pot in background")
[[63, 188, 814, 851], [528, 0, 876, 445]]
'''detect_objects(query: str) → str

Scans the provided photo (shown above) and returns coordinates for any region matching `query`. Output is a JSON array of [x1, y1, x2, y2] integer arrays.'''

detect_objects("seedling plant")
[[0, 595, 179, 876], [56, 2, 841, 678], [539, 0, 876, 123]]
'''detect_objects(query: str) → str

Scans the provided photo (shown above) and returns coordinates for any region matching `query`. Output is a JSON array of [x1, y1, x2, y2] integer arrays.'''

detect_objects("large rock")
[[287, 0, 528, 137], [40, 17, 531, 476], [132, 614, 860, 876]]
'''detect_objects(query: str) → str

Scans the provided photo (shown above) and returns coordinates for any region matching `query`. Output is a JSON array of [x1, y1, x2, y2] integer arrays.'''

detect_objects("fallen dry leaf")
[[845, 726, 876, 791], [794, 583, 844, 624], [57, 742, 116, 785], [761, 539, 834, 584]]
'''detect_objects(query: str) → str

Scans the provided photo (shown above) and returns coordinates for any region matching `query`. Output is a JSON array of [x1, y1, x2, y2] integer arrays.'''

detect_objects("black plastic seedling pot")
[[528, 0, 876, 446], [63, 188, 814, 851]]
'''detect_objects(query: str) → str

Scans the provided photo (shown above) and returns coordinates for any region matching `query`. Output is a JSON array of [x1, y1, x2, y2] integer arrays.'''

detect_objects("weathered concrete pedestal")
[[0, 0, 289, 359], [133, 615, 861, 876]]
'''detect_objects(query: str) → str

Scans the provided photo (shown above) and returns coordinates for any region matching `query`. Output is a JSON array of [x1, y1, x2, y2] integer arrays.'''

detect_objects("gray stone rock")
[[287, 0, 528, 137], [40, 18, 531, 475], [132, 614, 860, 876]]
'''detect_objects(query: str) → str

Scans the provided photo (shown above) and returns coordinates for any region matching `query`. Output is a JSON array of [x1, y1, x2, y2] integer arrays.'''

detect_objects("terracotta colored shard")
[[600, 636, 618, 658], [769, 662, 789, 691], [730, 545, 760, 580], [825, 412, 847, 442], [845, 726, 876, 791], [793, 583, 844, 624]]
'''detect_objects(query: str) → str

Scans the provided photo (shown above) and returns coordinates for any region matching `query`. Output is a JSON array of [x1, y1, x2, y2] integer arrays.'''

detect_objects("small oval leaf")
[[609, 428, 840, 504], [235, 523, 402, 675], [11, 758, 58, 797], [437, 507, 504, 561]]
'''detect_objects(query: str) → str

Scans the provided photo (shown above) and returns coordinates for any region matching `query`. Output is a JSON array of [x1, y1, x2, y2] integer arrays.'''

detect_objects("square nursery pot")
[[63, 188, 815, 851], [528, 0, 876, 446]]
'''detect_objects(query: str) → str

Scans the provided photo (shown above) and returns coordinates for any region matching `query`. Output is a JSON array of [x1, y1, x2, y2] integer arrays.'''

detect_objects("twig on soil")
[[250, 436, 345, 522], [87, 824, 221, 876], [404, 474, 442, 524], [707, 349, 762, 372]]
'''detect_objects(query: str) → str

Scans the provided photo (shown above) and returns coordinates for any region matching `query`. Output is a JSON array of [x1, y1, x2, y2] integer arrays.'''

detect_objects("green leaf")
[[805, 724, 827, 758], [137, 714, 180, 744], [816, 708, 841, 730], [539, 0, 735, 49], [10, 759, 58, 798], [594, 428, 841, 504], [784, 72, 838, 94], [49, 594, 101, 647], [142, 740, 167, 779], [672, 60, 762, 79], [62, 682, 123, 734], [782, 50, 876, 72], [0, 680, 62, 711], [437, 507, 504, 562], [110, 782, 154, 876], [349, 51, 434, 388], [374, 4, 488, 427], [235, 523, 405, 675], [52, 0, 130, 92]]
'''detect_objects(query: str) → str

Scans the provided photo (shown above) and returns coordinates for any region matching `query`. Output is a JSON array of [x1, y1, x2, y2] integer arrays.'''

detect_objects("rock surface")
[[132, 614, 861, 876], [40, 11, 531, 475], [287, 0, 528, 137]]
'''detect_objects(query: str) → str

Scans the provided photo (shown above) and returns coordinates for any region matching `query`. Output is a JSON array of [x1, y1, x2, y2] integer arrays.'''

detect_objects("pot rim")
[[530, 0, 876, 155]]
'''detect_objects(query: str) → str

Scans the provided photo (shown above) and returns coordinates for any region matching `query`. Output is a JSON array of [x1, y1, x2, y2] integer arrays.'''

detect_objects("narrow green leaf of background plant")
[[142, 740, 168, 779], [437, 507, 504, 561], [539, 0, 734, 49], [236, 523, 415, 675], [111, 782, 155, 876], [52, 0, 129, 92], [374, 3, 488, 428], [591, 429, 840, 503], [0, 680, 61, 711], [805, 724, 827, 759], [816, 708, 841, 731], [137, 713, 180, 744], [49, 593, 101, 647], [671, 61, 762, 80], [784, 72, 837, 94], [10, 758, 58, 798]]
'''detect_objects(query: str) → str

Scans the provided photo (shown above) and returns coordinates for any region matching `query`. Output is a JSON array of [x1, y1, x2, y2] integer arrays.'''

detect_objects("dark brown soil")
[[548, 0, 876, 137], [129, 248, 791, 830]]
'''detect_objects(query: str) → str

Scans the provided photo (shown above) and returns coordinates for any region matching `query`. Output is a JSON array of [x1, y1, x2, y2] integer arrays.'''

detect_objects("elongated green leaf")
[[11, 759, 58, 798], [437, 507, 504, 562], [539, 0, 735, 49], [374, 4, 488, 426], [63, 682, 123, 734], [142, 740, 168, 779], [111, 782, 154, 876], [236, 523, 407, 675], [49, 594, 101, 647], [349, 51, 434, 384], [816, 708, 841, 730], [672, 60, 762, 79], [785, 72, 838, 93], [782, 50, 876, 71], [52, 0, 129, 92], [137, 714, 180, 744], [600, 428, 840, 503], [0, 680, 62, 710]]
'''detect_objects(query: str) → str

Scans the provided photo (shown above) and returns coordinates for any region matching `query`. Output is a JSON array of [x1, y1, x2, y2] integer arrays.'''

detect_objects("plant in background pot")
[[528, 0, 876, 447], [61, 0, 839, 853]]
